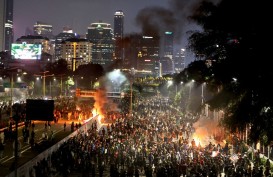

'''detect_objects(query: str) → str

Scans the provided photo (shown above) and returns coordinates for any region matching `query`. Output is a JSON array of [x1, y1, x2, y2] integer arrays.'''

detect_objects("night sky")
[[14, 0, 168, 38], [13, 0, 216, 57]]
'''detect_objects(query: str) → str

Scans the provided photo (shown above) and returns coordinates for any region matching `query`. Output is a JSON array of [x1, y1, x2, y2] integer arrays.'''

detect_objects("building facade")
[[55, 27, 76, 60], [86, 22, 114, 69], [122, 34, 160, 76], [0, 0, 13, 52], [160, 31, 174, 75], [173, 48, 186, 73], [114, 10, 124, 61], [61, 38, 92, 71], [16, 35, 52, 55], [33, 21, 54, 39]]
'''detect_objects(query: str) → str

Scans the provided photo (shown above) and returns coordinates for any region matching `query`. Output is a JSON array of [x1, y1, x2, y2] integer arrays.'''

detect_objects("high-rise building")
[[15, 35, 52, 56], [160, 31, 174, 75], [33, 21, 53, 39], [55, 27, 76, 60], [86, 22, 114, 69], [163, 32, 174, 58], [174, 48, 186, 73], [114, 10, 124, 61], [114, 10, 124, 39], [0, 0, 13, 52], [122, 34, 159, 76], [61, 38, 92, 71]]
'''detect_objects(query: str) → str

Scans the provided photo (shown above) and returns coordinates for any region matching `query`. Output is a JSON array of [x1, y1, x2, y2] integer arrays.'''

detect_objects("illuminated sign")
[[165, 31, 173, 34], [11, 43, 42, 60]]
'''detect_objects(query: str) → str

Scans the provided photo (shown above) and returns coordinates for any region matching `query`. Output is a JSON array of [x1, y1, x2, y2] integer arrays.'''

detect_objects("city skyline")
[[14, 0, 167, 38], [13, 0, 208, 48]]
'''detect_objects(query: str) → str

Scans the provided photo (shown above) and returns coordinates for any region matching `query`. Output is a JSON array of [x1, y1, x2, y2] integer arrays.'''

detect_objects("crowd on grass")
[[23, 97, 273, 177]]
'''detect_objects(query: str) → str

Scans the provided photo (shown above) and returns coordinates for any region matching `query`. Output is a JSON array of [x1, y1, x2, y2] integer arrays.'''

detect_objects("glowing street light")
[[34, 71, 54, 98]]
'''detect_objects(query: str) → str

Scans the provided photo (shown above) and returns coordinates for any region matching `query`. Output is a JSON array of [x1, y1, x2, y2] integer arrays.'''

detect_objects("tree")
[[74, 63, 105, 89], [45, 58, 71, 76], [182, 0, 272, 143]]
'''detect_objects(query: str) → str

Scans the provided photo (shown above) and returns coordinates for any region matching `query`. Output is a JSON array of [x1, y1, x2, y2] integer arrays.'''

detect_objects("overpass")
[[75, 89, 124, 98]]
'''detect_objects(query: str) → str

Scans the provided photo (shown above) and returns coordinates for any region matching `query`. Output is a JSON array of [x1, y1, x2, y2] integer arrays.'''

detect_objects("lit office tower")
[[163, 31, 174, 59], [114, 10, 124, 61], [161, 31, 174, 75], [86, 22, 114, 68], [55, 27, 75, 60], [0, 0, 13, 52], [33, 21, 53, 39], [174, 48, 186, 73]]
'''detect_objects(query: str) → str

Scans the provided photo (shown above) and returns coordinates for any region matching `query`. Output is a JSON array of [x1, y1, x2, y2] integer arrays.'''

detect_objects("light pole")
[[6, 67, 21, 177], [130, 79, 133, 116], [189, 79, 195, 100], [10, 72, 14, 118], [129, 68, 135, 117], [55, 74, 66, 97], [187, 80, 195, 112], [177, 81, 183, 95], [201, 82, 206, 105], [34, 71, 54, 98], [6, 67, 20, 118]]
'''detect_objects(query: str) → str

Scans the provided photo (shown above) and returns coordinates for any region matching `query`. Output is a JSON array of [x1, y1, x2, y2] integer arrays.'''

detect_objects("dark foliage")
[[176, 0, 272, 143]]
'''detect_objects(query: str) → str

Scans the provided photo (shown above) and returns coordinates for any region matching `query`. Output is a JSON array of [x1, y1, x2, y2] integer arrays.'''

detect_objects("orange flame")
[[92, 88, 107, 124]]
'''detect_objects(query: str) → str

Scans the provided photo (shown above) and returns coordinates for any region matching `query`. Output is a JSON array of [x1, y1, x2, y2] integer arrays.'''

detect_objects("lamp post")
[[6, 67, 21, 118], [34, 71, 54, 98], [187, 79, 195, 112], [129, 80, 133, 117], [189, 80, 195, 100], [129, 68, 135, 118], [55, 74, 66, 97], [177, 81, 183, 95], [10, 72, 14, 118], [6, 67, 22, 177], [201, 82, 206, 105]]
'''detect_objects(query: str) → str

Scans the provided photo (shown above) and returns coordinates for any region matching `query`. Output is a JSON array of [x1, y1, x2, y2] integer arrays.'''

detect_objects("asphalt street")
[[0, 119, 73, 177]]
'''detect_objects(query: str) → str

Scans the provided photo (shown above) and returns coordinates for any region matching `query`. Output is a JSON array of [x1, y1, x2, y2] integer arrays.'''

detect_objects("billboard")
[[11, 43, 42, 60], [26, 99, 54, 121]]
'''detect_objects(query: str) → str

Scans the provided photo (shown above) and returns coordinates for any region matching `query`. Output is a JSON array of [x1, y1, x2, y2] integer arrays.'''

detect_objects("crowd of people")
[[24, 97, 272, 177]]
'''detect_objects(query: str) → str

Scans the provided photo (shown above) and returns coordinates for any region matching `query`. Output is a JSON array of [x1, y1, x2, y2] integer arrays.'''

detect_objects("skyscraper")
[[163, 31, 174, 58], [86, 22, 114, 69], [33, 21, 53, 39], [160, 31, 174, 74], [114, 10, 124, 39], [0, 0, 13, 52], [114, 10, 124, 61], [55, 27, 76, 60]]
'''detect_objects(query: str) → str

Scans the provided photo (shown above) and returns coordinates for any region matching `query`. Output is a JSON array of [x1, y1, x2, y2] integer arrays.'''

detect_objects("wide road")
[[0, 119, 77, 177]]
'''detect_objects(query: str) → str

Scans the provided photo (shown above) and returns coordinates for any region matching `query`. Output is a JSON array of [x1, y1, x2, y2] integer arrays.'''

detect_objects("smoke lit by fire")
[[191, 116, 225, 147], [91, 70, 127, 124]]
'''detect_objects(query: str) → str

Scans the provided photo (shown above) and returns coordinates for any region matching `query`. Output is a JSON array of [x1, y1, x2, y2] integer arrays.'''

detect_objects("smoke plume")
[[135, 0, 220, 45]]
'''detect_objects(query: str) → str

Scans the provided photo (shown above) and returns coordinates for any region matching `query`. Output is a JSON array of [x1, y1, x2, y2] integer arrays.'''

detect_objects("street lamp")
[[201, 82, 206, 105], [177, 81, 183, 95], [5, 67, 21, 118], [129, 68, 135, 117], [54, 74, 66, 97], [189, 79, 195, 100], [187, 79, 195, 112], [34, 71, 54, 98], [5, 67, 22, 177]]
